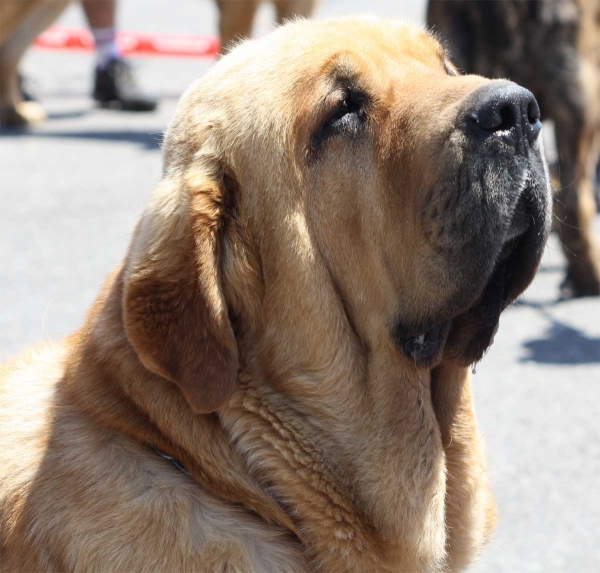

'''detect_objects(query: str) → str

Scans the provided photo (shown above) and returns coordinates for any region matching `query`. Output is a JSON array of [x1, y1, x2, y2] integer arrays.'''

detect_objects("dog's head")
[[122, 18, 551, 413]]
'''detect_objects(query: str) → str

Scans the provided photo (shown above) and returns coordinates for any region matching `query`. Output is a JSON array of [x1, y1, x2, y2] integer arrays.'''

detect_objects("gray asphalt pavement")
[[1, 1, 599, 571]]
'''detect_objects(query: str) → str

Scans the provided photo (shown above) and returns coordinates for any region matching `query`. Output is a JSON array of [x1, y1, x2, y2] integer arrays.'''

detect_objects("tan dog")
[[0, 17, 551, 573], [0, 0, 316, 125]]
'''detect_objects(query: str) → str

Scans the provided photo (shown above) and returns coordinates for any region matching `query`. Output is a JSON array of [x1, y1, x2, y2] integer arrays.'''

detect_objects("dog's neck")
[[217, 325, 449, 571], [66, 265, 487, 572]]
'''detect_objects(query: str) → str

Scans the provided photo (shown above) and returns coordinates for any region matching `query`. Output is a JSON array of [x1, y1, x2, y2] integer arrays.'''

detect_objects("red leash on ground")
[[34, 27, 220, 58]]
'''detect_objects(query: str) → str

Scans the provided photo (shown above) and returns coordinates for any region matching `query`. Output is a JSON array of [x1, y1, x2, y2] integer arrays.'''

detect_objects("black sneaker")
[[93, 58, 157, 112]]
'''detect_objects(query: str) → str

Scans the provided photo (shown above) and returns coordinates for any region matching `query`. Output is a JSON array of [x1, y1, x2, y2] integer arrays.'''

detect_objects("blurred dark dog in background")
[[428, 0, 600, 297]]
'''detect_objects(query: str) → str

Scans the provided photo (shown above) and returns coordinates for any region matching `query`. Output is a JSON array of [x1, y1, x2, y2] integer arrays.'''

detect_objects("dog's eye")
[[319, 90, 366, 139]]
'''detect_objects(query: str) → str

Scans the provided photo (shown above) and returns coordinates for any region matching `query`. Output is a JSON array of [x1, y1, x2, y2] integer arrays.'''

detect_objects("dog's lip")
[[504, 188, 533, 244], [481, 232, 521, 310], [497, 185, 545, 307], [441, 221, 535, 366], [495, 235, 524, 296]]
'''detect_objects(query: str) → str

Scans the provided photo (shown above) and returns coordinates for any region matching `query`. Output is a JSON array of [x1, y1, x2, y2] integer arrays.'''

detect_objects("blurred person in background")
[[82, 0, 156, 111], [3, 0, 316, 124], [2, 0, 156, 124]]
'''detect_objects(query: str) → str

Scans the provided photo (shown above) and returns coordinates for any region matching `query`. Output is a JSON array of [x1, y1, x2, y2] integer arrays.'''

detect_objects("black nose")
[[467, 82, 541, 152]]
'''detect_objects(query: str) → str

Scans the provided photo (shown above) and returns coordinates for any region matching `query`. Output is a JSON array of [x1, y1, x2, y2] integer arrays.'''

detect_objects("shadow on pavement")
[[45, 110, 90, 121], [534, 264, 564, 274], [520, 319, 600, 365], [0, 129, 162, 150], [40, 91, 183, 101]]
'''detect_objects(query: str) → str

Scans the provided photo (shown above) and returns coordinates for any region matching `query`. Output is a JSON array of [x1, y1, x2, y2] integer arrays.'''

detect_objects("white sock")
[[91, 27, 121, 69]]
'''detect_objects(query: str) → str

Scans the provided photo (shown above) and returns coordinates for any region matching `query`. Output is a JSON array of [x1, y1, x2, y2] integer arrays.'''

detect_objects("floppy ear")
[[122, 155, 238, 413]]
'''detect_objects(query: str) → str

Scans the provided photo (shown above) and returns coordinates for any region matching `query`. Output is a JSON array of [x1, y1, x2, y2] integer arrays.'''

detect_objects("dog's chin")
[[393, 179, 550, 369], [392, 236, 528, 370]]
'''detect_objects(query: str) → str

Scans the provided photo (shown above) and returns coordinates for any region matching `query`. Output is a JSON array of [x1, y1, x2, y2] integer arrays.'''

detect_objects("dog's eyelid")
[[336, 77, 369, 101], [322, 89, 366, 128], [319, 81, 367, 119], [308, 80, 370, 156], [335, 81, 371, 114]]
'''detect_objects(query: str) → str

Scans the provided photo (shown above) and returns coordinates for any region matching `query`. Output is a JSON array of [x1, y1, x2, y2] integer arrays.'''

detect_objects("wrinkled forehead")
[[212, 18, 445, 102]]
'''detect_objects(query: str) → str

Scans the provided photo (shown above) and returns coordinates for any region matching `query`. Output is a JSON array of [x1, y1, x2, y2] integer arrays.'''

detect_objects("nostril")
[[526, 99, 542, 143], [474, 101, 517, 134], [527, 100, 540, 124], [496, 105, 516, 132]]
